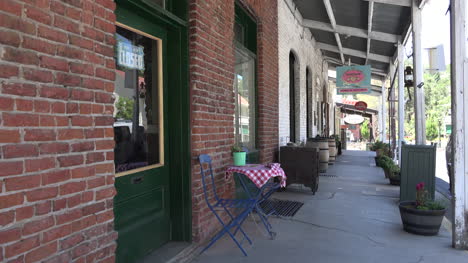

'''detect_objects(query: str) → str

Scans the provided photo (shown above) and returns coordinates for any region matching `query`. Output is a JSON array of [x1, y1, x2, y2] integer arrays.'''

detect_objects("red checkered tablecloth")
[[226, 163, 287, 188]]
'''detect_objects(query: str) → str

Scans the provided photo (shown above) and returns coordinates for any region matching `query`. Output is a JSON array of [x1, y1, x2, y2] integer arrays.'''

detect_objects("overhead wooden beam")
[[318, 42, 391, 63], [363, 0, 411, 7], [418, 0, 428, 9], [323, 0, 345, 64], [365, 1, 375, 64], [302, 19, 400, 43]]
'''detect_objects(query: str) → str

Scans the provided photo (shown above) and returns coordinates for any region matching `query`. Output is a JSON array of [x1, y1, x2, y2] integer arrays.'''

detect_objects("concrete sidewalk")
[[192, 150, 468, 263]]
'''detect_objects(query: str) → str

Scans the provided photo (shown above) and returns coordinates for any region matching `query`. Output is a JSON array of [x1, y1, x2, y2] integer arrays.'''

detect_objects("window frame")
[[234, 3, 258, 150], [114, 22, 165, 178]]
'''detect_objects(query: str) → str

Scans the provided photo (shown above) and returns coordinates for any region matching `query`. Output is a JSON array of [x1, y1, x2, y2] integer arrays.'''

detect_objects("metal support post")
[[390, 78, 396, 156], [398, 43, 405, 162], [381, 82, 386, 141], [412, 0, 426, 144], [450, 0, 468, 249]]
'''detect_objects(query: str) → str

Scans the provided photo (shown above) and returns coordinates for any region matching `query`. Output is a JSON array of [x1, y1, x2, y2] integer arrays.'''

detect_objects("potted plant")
[[398, 182, 446, 236], [371, 141, 390, 165], [232, 145, 246, 166], [388, 162, 400, 186], [332, 135, 342, 155], [377, 155, 393, 178]]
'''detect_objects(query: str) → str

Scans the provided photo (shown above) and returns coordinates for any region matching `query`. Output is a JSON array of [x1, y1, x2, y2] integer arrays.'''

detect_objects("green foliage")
[[404, 63, 451, 142], [424, 201, 445, 210], [371, 141, 391, 158], [415, 182, 445, 210], [231, 145, 243, 153], [360, 119, 370, 141], [370, 141, 388, 151], [389, 162, 400, 174], [376, 155, 393, 170], [115, 96, 134, 120], [426, 115, 439, 141]]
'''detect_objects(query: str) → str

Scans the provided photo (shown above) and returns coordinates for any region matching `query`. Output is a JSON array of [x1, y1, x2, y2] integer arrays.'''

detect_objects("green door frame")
[[115, 0, 191, 245]]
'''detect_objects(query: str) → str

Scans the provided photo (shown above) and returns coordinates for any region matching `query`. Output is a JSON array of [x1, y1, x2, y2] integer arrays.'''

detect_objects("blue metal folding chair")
[[198, 154, 256, 256], [235, 173, 280, 239]]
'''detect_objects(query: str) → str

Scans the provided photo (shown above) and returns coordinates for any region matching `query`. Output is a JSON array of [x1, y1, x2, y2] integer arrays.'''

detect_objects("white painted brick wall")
[[278, 0, 329, 145]]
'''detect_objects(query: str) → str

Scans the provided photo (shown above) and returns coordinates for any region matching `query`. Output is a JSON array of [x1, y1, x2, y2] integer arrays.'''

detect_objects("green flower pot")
[[233, 152, 246, 166]]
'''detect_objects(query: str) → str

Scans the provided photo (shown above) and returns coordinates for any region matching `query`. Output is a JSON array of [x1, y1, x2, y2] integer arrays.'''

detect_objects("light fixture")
[[404, 66, 414, 87]]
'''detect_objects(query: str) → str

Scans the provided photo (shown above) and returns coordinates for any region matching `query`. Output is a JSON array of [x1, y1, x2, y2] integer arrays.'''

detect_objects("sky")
[[419, 0, 451, 65]]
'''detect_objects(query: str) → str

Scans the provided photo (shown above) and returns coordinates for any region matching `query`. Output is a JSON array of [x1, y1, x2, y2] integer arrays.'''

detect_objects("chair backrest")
[[198, 154, 220, 205]]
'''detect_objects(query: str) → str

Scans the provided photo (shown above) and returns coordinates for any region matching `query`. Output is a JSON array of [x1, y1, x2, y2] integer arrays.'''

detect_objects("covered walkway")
[[192, 151, 467, 263]]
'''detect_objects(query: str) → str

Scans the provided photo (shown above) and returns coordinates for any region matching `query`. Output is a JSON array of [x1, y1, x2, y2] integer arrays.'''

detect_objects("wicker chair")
[[279, 146, 320, 194]]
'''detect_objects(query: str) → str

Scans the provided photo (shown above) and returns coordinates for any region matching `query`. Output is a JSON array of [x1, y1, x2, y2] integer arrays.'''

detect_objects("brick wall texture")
[[278, 0, 329, 144], [0, 0, 118, 262], [189, 0, 279, 242]]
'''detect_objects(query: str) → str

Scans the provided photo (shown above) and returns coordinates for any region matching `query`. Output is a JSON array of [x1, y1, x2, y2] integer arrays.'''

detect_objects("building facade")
[[0, 0, 283, 262], [0, 0, 118, 262], [278, 0, 329, 145]]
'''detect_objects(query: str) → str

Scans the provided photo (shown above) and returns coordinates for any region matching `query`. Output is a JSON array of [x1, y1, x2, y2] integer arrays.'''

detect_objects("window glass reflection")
[[114, 26, 162, 173], [234, 45, 256, 149]]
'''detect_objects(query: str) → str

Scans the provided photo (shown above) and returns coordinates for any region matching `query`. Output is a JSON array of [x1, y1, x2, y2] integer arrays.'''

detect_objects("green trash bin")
[[400, 144, 436, 202]]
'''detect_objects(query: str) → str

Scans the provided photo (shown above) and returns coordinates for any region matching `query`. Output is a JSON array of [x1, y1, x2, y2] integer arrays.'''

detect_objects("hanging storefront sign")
[[117, 41, 145, 70], [355, 101, 368, 111], [337, 87, 371, 94], [344, 114, 365, 125], [336, 65, 371, 94]]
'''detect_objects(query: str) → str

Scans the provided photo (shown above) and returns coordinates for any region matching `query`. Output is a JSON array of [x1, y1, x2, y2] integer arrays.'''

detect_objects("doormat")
[[259, 199, 304, 217]]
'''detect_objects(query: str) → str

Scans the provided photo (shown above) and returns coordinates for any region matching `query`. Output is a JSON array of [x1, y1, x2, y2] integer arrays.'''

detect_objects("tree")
[[115, 96, 134, 120], [361, 119, 370, 141], [423, 68, 450, 141], [403, 61, 451, 142]]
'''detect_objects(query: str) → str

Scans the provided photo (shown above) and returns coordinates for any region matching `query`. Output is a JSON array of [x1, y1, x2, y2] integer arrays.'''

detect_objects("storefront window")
[[234, 44, 256, 149], [114, 25, 163, 174]]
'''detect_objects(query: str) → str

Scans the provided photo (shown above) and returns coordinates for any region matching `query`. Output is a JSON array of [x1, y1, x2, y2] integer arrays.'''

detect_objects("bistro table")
[[225, 163, 286, 239], [225, 163, 287, 188]]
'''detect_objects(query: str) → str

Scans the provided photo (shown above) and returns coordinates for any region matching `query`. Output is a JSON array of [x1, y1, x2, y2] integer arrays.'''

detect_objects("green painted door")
[[112, 11, 171, 263]]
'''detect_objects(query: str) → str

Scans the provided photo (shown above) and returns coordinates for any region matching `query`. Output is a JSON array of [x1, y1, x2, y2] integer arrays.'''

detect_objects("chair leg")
[[200, 207, 253, 256], [255, 204, 274, 236], [223, 207, 253, 244]]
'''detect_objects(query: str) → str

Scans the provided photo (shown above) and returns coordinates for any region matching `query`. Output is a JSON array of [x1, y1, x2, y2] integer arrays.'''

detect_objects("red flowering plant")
[[414, 182, 445, 210]]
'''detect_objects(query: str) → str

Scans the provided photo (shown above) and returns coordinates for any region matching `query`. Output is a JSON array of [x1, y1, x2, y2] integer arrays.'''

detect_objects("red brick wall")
[[189, 0, 278, 242], [0, 0, 117, 262]]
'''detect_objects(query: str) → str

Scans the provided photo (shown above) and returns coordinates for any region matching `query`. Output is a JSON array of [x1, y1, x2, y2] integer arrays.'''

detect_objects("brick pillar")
[[0, 0, 118, 262], [189, 0, 278, 243]]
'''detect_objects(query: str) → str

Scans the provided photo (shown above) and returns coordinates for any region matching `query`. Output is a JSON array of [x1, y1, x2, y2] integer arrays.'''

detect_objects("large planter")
[[389, 177, 400, 186], [374, 157, 380, 166], [398, 201, 446, 236], [389, 172, 401, 185], [383, 169, 389, 178]]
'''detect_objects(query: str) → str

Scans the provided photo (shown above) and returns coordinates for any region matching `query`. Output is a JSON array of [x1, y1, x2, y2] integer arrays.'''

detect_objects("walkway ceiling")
[[336, 102, 378, 118], [292, 0, 414, 81]]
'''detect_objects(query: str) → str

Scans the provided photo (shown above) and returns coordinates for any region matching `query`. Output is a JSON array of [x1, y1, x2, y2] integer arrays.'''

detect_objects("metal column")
[[398, 43, 405, 162], [381, 82, 386, 142], [450, 0, 468, 249], [412, 0, 426, 145]]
